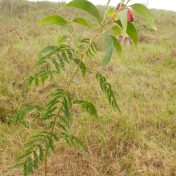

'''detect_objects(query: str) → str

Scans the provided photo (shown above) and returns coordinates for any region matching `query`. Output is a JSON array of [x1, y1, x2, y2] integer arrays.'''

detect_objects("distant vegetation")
[[1, 0, 176, 175]]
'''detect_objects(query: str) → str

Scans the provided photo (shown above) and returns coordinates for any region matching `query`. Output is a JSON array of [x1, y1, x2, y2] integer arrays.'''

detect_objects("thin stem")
[[102, 0, 111, 24], [43, 31, 100, 176], [44, 150, 48, 176], [43, 11, 119, 175], [51, 34, 99, 133]]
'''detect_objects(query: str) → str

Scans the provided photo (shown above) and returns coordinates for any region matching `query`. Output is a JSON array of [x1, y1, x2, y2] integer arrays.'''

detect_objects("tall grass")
[[0, 1, 176, 175]]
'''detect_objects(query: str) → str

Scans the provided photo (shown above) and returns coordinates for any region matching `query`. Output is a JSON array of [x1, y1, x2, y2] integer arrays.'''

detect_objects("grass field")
[[1, 1, 176, 175]]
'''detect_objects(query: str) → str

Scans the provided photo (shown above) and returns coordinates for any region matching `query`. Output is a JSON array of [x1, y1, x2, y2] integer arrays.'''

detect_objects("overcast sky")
[[29, 0, 176, 11]]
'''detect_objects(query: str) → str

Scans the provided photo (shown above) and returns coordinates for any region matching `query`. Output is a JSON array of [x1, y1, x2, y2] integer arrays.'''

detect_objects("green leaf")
[[49, 133, 59, 141], [24, 158, 33, 176], [52, 59, 60, 73], [40, 46, 58, 54], [111, 36, 121, 54], [11, 162, 24, 169], [24, 139, 40, 148], [131, 3, 156, 30], [27, 157, 33, 174], [24, 162, 28, 176], [107, 7, 115, 17], [38, 145, 44, 161], [57, 35, 67, 45], [126, 22, 138, 46], [10, 104, 42, 123], [47, 136, 54, 150], [57, 122, 67, 132], [17, 150, 33, 161], [96, 73, 121, 112], [73, 18, 93, 28], [117, 9, 128, 35], [74, 100, 98, 117], [73, 59, 86, 77], [40, 15, 68, 26], [66, 0, 101, 22], [33, 151, 39, 169], [103, 35, 113, 65], [69, 135, 86, 148], [112, 25, 121, 36]]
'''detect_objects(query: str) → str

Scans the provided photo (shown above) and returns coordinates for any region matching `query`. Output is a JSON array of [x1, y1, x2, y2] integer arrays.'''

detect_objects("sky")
[[29, 0, 176, 11]]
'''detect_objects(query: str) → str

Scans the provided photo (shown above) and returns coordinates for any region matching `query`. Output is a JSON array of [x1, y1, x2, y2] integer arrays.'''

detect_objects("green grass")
[[1, 1, 176, 175]]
